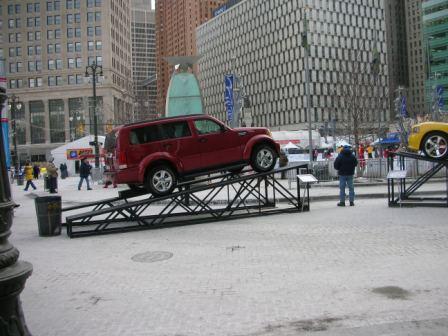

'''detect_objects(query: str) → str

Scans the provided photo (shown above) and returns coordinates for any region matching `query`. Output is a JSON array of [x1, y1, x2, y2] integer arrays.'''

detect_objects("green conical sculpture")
[[165, 56, 204, 117]]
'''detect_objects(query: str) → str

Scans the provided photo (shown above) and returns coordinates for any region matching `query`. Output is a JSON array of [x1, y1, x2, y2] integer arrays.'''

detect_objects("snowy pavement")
[[7, 176, 448, 335]]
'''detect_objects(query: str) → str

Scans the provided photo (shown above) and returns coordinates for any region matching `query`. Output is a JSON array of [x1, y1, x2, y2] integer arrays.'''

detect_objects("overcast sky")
[[152, 0, 155, 9]]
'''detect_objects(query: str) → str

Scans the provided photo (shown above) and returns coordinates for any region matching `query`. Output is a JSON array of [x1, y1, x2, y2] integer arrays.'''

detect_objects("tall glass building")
[[197, 0, 389, 131], [423, 0, 448, 116]]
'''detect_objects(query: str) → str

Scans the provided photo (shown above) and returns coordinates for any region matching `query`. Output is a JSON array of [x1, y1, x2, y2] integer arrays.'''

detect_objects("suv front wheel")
[[145, 165, 177, 196], [251, 144, 277, 172]]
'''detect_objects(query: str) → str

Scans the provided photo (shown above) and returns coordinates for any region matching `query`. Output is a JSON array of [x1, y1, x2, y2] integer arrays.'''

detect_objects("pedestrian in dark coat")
[[78, 158, 92, 190], [334, 145, 358, 207]]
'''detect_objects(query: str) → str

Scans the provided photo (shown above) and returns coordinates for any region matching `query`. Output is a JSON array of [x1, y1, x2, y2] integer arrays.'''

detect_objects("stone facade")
[[1, 0, 133, 161]]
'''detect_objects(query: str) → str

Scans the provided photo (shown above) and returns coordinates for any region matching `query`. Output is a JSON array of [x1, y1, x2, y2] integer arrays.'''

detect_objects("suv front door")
[[193, 118, 243, 169]]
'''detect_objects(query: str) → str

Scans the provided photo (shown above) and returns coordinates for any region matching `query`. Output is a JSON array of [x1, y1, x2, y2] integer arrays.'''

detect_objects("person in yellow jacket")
[[24, 160, 37, 191]]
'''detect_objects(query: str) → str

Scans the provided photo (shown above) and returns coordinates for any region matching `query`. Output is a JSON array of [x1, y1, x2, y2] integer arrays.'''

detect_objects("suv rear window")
[[129, 121, 191, 145]]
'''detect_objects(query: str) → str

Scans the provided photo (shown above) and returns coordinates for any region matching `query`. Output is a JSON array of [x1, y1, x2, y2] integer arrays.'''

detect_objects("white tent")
[[50, 135, 105, 176]]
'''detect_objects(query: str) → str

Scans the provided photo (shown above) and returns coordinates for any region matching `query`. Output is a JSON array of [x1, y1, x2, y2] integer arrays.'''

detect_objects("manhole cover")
[[131, 251, 173, 263]]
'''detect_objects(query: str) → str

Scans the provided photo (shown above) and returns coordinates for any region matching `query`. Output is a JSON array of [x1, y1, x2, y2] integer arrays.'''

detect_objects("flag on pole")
[[224, 74, 234, 122], [400, 96, 408, 118]]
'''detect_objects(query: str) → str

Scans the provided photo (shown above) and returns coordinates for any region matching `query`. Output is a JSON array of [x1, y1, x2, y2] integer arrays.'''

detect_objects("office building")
[[385, 0, 409, 116], [404, 0, 426, 115], [155, 0, 226, 115], [131, 0, 156, 122], [197, 0, 389, 131], [0, 0, 133, 161], [422, 0, 448, 116]]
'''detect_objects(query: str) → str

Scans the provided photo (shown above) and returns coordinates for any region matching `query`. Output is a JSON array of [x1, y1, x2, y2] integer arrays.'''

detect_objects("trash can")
[[16, 174, 24, 186], [34, 196, 62, 236]]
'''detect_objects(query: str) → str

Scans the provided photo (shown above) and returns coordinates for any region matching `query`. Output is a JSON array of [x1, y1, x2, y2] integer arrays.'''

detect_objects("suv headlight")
[[266, 129, 273, 138]]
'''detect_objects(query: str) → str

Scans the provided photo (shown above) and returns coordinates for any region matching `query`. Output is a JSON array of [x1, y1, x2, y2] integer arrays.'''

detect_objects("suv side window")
[[129, 121, 191, 145], [161, 121, 191, 139], [194, 119, 222, 135]]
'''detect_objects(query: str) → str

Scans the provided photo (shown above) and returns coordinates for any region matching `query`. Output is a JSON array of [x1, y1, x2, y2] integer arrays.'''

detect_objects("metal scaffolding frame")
[[63, 164, 309, 238], [388, 151, 448, 207]]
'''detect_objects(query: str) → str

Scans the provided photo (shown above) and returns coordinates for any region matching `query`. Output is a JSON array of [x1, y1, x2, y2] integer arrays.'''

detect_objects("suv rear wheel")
[[145, 165, 177, 196], [251, 144, 277, 172], [422, 132, 448, 159]]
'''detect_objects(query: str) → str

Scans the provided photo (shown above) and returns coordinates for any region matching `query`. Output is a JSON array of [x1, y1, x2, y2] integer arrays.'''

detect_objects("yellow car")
[[408, 122, 448, 159]]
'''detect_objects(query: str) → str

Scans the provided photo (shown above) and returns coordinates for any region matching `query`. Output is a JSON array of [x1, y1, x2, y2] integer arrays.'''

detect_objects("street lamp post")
[[302, 6, 313, 165], [8, 95, 22, 177], [0, 87, 33, 335], [85, 62, 103, 168]]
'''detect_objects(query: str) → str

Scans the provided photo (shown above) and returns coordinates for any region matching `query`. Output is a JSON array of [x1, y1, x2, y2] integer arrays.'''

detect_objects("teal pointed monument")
[[165, 56, 204, 117]]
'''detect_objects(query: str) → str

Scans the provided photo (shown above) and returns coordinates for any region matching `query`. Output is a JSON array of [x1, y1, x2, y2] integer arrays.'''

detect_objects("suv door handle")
[[198, 138, 207, 143]]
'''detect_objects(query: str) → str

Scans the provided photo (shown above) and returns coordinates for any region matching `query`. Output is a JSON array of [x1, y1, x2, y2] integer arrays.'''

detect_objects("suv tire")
[[145, 165, 177, 196], [251, 144, 277, 172], [422, 132, 448, 159]]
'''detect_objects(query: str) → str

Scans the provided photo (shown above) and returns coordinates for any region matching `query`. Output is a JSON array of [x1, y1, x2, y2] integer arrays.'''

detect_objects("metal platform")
[[63, 164, 310, 238], [387, 151, 448, 207]]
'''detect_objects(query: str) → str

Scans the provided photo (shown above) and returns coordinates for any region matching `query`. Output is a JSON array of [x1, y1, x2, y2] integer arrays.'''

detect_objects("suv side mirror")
[[220, 126, 227, 133]]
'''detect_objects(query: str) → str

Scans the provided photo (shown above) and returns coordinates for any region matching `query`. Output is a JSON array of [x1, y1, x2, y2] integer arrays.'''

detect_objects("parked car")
[[109, 114, 280, 196], [407, 122, 448, 159]]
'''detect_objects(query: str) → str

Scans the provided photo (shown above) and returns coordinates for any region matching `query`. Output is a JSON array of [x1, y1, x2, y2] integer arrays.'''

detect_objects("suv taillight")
[[118, 151, 127, 169]]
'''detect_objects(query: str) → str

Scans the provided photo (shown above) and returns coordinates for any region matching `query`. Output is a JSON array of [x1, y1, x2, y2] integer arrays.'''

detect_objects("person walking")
[[46, 159, 59, 194], [78, 158, 92, 190], [334, 145, 358, 207], [23, 160, 37, 191], [33, 164, 40, 179]]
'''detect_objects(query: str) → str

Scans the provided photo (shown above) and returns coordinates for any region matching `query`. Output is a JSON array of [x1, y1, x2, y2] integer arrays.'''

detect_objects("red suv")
[[110, 114, 279, 196]]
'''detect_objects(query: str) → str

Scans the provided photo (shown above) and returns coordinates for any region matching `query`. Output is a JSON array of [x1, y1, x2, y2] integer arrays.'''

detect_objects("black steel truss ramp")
[[64, 164, 309, 238], [388, 151, 448, 207]]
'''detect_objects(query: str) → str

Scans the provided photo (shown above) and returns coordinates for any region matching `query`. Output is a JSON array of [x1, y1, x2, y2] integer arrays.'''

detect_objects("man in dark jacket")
[[78, 158, 92, 190], [333, 145, 358, 206]]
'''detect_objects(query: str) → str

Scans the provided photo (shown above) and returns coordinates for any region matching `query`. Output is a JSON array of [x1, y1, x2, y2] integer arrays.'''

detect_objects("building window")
[[35, 31, 41, 40], [48, 44, 54, 54], [55, 43, 61, 53], [67, 28, 74, 38], [27, 32, 34, 41], [56, 76, 63, 86], [95, 26, 101, 36], [66, 0, 73, 9], [74, 0, 80, 8], [76, 58, 82, 68], [68, 58, 75, 68], [30, 100, 46, 144], [95, 41, 102, 50], [47, 2, 53, 11], [88, 41, 94, 51], [29, 78, 36, 88], [48, 76, 56, 86], [28, 61, 36, 71], [28, 46, 34, 56], [55, 29, 61, 39], [67, 43, 74, 52], [16, 33, 21, 42], [75, 28, 81, 37], [47, 16, 54, 25], [16, 47, 22, 56], [48, 99, 65, 143], [35, 46, 41, 55], [95, 0, 101, 6], [27, 3, 34, 12], [96, 56, 102, 65], [9, 80, 17, 89], [75, 13, 81, 23], [87, 27, 94, 36], [47, 30, 54, 39], [56, 59, 62, 70], [75, 42, 81, 52], [27, 17, 34, 27], [9, 48, 15, 57], [87, 12, 94, 22], [67, 14, 73, 24], [55, 15, 61, 24], [35, 3, 40, 12], [36, 60, 42, 71], [87, 0, 94, 8], [48, 59, 55, 70], [35, 17, 40, 27], [36, 77, 42, 87], [54, 1, 60, 10], [95, 11, 101, 21], [76, 74, 83, 84], [68, 75, 75, 84]]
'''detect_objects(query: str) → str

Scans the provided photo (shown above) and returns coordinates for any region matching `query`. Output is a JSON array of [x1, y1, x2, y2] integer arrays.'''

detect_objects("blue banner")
[[436, 85, 444, 109], [224, 74, 234, 122], [1, 117, 11, 169], [400, 96, 408, 118]]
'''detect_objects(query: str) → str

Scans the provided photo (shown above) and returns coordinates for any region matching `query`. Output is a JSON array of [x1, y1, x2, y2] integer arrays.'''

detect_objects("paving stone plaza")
[[8, 177, 448, 335]]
